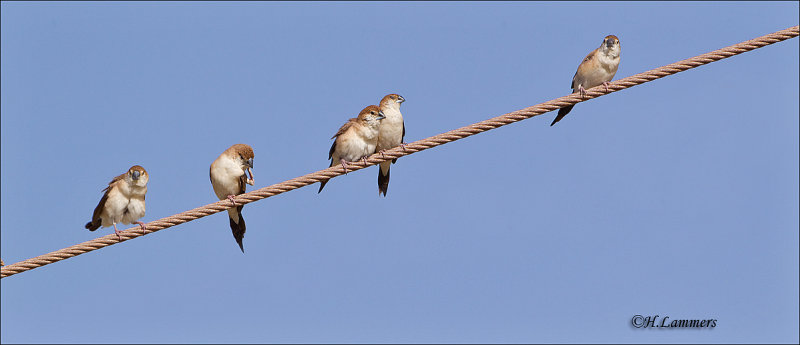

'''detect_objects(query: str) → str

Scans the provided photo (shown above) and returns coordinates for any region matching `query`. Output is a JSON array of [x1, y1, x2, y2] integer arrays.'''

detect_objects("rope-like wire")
[[2, 25, 797, 279]]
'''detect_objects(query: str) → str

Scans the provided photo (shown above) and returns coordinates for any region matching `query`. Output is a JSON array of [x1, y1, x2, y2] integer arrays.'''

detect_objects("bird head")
[[380, 93, 405, 111], [601, 35, 620, 57], [229, 144, 255, 185], [358, 105, 386, 128], [127, 165, 149, 187]]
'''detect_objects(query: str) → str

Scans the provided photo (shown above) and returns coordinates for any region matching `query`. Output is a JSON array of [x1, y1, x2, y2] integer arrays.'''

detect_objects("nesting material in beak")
[[246, 167, 255, 186]]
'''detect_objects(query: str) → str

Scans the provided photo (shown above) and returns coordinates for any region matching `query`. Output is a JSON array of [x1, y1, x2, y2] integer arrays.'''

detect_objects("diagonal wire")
[[2, 25, 797, 279]]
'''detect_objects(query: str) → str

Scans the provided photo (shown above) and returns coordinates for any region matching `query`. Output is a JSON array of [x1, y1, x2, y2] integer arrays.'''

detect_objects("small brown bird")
[[85, 165, 149, 240], [375, 93, 405, 197], [552, 35, 621, 126], [318, 105, 385, 193], [210, 144, 255, 253]]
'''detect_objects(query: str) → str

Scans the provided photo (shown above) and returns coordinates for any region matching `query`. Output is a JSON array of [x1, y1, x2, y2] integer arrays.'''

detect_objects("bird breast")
[[122, 198, 146, 224], [597, 52, 619, 75], [336, 135, 375, 162], [377, 109, 403, 150], [102, 187, 132, 226], [211, 156, 245, 198]]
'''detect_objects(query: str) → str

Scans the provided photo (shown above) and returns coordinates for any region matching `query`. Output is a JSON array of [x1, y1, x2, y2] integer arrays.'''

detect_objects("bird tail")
[[228, 206, 246, 253], [378, 162, 390, 197], [318, 179, 329, 193], [85, 221, 99, 231], [551, 105, 574, 126]]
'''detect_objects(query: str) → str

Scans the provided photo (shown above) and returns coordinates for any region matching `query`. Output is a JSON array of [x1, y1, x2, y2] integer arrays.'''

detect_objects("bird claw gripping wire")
[[135, 221, 147, 235]]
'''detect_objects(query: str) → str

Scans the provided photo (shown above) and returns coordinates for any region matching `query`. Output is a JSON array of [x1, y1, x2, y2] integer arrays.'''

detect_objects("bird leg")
[[135, 221, 147, 235], [400, 143, 408, 151], [602, 81, 611, 93], [362, 156, 369, 165], [340, 160, 350, 174], [113, 223, 122, 241], [578, 85, 587, 99], [227, 195, 237, 206], [378, 150, 387, 159]]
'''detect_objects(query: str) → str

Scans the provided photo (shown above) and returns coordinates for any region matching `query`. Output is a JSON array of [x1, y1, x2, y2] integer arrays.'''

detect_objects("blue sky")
[[1, 2, 797, 343]]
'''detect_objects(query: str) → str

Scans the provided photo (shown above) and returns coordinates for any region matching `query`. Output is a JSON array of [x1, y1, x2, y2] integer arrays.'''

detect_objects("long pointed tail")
[[228, 206, 246, 253], [551, 105, 574, 126], [378, 162, 391, 197], [318, 179, 329, 193]]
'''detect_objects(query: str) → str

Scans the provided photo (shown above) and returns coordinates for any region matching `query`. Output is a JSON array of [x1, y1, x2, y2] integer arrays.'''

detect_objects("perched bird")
[[210, 144, 255, 253], [85, 165, 149, 240], [318, 105, 386, 193], [552, 35, 621, 126], [375, 93, 406, 197]]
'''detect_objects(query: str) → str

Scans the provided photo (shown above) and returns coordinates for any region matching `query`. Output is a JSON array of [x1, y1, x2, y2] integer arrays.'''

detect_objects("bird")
[[552, 35, 621, 126], [375, 93, 406, 197], [318, 105, 386, 193], [210, 144, 255, 253], [85, 165, 149, 240]]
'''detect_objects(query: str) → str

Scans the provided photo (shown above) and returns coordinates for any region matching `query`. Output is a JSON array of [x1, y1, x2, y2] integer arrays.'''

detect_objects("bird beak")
[[398, 96, 405, 103], [377, 111, 386, 120], [131, 170, 140, 180], [247, 158, 254, 169]]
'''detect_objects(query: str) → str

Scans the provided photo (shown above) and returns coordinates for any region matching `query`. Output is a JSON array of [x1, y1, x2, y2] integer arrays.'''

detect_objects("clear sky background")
[[1, 2, 798, 344]]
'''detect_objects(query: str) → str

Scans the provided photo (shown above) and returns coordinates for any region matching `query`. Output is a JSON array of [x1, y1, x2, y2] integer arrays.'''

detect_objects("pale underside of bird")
[[85, 165, 149, 240], [552, 35, 621, 126], [210, 143, 255, 253]]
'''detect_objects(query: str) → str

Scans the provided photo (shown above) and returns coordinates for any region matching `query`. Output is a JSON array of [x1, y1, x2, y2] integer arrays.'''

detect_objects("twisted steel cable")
[[2, 25, 797, 279]]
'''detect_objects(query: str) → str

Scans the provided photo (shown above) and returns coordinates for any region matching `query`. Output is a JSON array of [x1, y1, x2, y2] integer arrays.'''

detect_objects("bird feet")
[[227, 195, 237, 206], [135, 221, 147, 235], [578, 85, 588, 99], [400, 143, 409, 151], [602, 81, 611, 93], [340, 160, 350, 174], [362, 156, 369, 166], [113, 224, 122, 241]]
